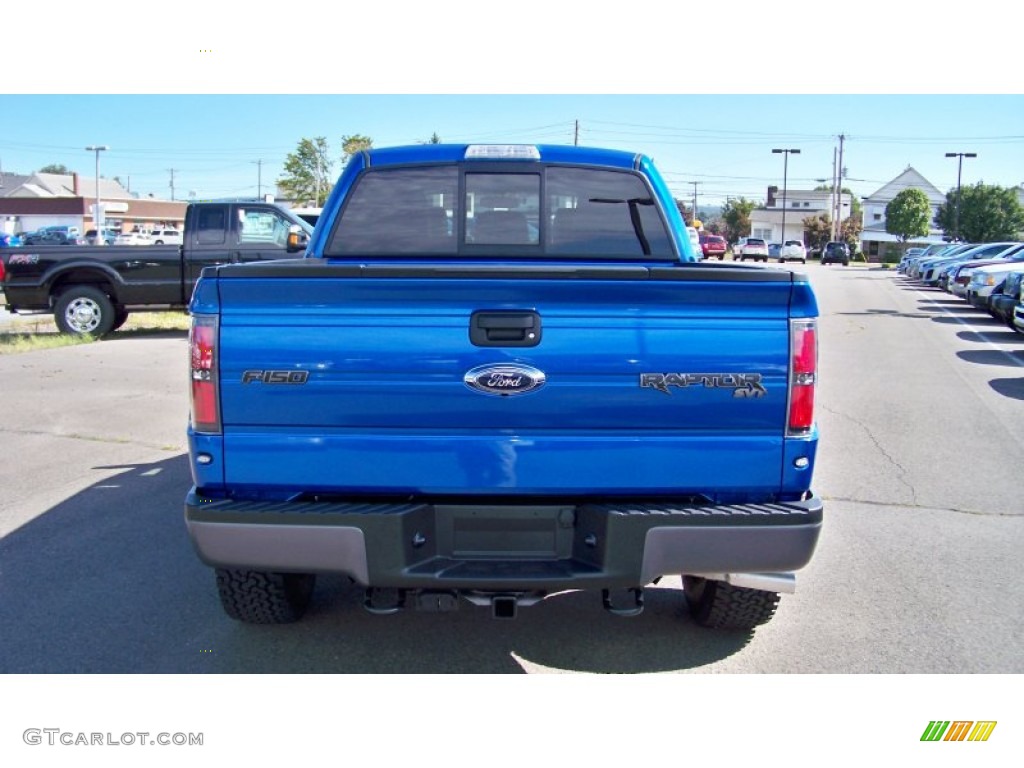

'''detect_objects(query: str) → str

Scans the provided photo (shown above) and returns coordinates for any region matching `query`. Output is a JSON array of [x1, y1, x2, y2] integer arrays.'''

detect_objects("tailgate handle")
[[470, 311, 542, 347]]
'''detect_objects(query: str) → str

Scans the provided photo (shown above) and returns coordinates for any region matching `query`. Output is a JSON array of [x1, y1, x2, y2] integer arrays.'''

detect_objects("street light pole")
[[772, 148, 800, 245], [85, 145, 109, 245], [944, 152, 977, 242]]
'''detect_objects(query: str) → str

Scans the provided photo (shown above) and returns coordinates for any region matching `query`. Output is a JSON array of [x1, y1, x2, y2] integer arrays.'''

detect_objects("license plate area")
[[434, 505, 575, 559]]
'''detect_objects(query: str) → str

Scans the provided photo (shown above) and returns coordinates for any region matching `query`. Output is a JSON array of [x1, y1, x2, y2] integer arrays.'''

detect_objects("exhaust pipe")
[[694, 572, 797, 594]]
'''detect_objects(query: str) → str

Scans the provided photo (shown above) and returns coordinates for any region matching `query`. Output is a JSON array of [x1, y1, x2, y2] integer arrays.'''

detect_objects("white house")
[[860, 167, 947, 259], [749, 187, 852, 244]]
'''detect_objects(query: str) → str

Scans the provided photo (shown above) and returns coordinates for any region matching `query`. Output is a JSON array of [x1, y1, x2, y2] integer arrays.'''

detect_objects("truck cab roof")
[[361, 144, 644, 170]]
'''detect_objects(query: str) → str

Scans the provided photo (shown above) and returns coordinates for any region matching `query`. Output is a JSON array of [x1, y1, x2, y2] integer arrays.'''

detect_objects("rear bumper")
[[185, 490, 823, 591]]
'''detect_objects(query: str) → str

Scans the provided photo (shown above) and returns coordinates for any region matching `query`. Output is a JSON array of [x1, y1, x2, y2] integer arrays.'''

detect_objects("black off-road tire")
[[215, 568, 316, 624], [54, 286, 116, 337], [683, 576, 781, 630]]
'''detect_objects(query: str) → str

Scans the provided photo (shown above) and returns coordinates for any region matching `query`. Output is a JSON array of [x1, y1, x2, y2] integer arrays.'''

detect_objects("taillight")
[[190, 314, 221, 434], [787, 319, 817, 436], [0, 258, 6, 282]]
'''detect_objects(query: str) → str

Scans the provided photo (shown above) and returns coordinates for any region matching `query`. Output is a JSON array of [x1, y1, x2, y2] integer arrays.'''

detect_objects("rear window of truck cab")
[[324, 164, 676, 260]]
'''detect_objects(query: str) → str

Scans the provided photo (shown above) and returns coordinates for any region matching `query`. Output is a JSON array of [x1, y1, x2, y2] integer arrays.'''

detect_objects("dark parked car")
[[24, 226, 83, 245], [22, 229, 52, 245], [988, 269, 1024, 327], [821, 241, 850, 266]]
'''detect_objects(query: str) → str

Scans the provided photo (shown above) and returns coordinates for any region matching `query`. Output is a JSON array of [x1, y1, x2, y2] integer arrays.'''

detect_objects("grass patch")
[[0, 311, 191, 355], [0, 330, 95, 354], [119, 311, 191, 335]]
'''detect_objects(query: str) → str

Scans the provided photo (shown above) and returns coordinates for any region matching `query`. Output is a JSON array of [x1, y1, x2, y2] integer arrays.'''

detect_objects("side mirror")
[[286, 227, 309, 254]]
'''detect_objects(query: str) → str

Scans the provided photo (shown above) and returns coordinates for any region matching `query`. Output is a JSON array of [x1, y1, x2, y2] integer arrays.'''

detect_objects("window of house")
[[874, 213, 882, 221]]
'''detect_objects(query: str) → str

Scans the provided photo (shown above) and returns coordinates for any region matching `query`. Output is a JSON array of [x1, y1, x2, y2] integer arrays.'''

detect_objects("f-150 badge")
[[640, 372, 766, 397], [465, 364, 546, 397], [242, 370, 310, 384]]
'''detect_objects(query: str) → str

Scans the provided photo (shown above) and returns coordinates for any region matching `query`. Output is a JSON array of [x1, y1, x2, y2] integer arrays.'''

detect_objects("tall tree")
[[38, 163, 70, 174], [425, 132, 442, 144], [278, 137, 333, 207], [802, 213, 833, 254], [340, 134, 373, 165], [841, 212, 864, 255], [934, 183, 1024, 243], [885, 188, 932, 246], [721, 197, 758, 244]]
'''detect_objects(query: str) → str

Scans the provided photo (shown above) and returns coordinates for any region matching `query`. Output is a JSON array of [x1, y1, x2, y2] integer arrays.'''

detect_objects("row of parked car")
[[1, 225, 184, 247], [898, 240, 1024, 332], [695, 233, 852, 266]]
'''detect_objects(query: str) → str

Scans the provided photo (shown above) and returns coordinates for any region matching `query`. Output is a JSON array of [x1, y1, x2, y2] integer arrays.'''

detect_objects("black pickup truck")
[[0, 201, 311, 336]]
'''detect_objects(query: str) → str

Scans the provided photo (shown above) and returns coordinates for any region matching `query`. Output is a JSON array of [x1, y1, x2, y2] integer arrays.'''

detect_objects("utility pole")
[[253, 159, 263, 200], [168, 168, 177, 201], [835, 134, 845, 241], [689, 181, 702, 225], [830, 149, 838, 240], [574, 120, 579, 147]]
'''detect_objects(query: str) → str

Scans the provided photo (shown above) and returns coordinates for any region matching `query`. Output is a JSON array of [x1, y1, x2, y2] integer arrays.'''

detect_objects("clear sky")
[[4, 2, 1021, 211], [3, 94, 1021, 210]]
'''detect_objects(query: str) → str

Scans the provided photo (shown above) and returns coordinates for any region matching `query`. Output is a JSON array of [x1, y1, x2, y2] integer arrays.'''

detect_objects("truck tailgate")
[[208, 264, 802, 497]]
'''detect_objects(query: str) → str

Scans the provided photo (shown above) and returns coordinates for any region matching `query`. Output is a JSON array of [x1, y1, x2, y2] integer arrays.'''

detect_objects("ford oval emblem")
[[464, 364, 546, 397]]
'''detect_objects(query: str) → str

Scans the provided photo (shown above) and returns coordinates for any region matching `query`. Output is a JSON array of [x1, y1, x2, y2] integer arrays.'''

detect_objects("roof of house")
[[865, 167, 945, 205], [3, 173, 133, 200], [0, 173, 32, 196]]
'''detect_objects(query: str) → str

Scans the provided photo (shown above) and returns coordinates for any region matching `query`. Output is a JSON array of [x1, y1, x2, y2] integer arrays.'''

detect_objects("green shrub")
[[882, 245, 901, 264]]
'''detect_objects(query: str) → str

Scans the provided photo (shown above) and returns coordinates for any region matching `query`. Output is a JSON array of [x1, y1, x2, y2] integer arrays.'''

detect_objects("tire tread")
[[214, 568, 315, 624], [684, 577, 781, 630]]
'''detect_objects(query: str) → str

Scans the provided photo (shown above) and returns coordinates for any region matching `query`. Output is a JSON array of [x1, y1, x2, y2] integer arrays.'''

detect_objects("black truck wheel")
[[111, 307, 130, 331], [214, 568, 316, 624], [54, 286, 116, 337], [683, 576, 781, 630]]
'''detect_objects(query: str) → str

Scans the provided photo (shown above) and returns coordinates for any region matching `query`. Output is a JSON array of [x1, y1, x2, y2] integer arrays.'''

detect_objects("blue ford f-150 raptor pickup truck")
[[185, 143, 822, 630]]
